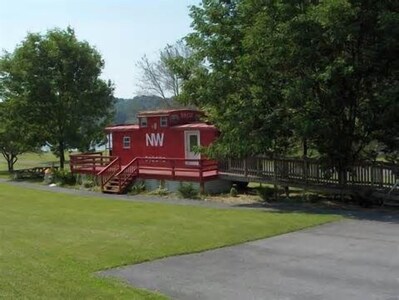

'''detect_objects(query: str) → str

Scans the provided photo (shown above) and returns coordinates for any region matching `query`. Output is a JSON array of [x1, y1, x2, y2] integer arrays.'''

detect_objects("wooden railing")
[[115, 158, 140, 192], [219, 157, 398, 191], [98, 157, 121, 189], [137, 157, 218, 180], [70, 153, 116, 174]]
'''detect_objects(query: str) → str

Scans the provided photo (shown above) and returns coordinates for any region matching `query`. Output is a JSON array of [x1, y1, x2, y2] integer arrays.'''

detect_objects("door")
[[185, 131, 200, 165]]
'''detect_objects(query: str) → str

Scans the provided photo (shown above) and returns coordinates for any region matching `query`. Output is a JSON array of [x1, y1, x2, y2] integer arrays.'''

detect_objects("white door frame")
[[184, 130, 200, 164]]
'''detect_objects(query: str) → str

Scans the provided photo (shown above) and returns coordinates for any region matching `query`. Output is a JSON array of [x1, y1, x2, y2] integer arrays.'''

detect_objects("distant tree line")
[[113, 96, 176, 125]]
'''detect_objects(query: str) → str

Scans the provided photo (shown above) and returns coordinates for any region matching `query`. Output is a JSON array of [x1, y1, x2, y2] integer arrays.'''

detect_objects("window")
[[140, 117, 147, 127], [170, 114, 179, 125], [160, 116, 168, 127], [106, 133, 113, 150], [123, 136, 131, 149], [189, 134, 199, 151]]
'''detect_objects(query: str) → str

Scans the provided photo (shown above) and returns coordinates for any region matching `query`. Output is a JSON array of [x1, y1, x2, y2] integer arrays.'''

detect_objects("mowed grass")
[[0, 152, 64, 178], [0, 184, 340, 299]]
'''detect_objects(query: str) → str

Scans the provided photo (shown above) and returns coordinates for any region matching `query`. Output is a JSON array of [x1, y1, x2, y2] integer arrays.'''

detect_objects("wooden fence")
[[219, 157, 398, 193]]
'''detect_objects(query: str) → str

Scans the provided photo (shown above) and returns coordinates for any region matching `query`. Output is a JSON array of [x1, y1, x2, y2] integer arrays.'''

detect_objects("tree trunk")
[[303, 138, 308, 158], [1, 152, 17, 172], [59, 141, 65, 169], [7, 158, 14, 172]]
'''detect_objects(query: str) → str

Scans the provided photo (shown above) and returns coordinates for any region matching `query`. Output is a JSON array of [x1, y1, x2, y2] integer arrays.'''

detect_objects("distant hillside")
[[113, 96, 180, 125]]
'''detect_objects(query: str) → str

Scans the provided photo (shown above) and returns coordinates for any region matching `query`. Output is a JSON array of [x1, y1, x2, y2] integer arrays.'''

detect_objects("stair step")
[[101, 172, 138, 194]]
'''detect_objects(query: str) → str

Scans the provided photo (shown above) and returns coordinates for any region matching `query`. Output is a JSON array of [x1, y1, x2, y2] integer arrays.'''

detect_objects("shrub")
[[257, 187, 275, 202], [230, 187, 238, 197], [177, 183, 199, 199], [149, 186, 169, 196], [82, 180, 95, 189], [54, 169, 76, 186], [128, 181, 146, 195]]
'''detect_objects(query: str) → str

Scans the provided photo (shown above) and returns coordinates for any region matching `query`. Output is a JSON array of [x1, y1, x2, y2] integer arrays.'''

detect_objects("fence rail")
[[219, 157, 398, 192], [70, 153, 116, 174]]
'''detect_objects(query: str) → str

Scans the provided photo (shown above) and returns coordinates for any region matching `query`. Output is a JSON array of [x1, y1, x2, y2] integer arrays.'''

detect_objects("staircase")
[[99, 158, 139, 194]]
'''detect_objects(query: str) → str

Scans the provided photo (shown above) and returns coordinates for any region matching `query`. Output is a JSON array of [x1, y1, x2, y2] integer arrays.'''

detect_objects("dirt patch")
[[203, 193, 261, 205]]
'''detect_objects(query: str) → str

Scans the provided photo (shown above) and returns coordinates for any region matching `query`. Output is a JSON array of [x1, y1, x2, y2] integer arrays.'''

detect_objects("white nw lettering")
[[146, 133, 164, 147]]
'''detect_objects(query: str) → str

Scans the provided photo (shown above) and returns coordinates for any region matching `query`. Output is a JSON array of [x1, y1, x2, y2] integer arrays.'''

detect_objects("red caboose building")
[[107, 109, 217, 165], [70, 109, 228, 194]]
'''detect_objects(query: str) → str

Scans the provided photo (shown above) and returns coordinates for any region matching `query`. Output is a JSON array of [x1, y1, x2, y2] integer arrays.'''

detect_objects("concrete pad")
[[101, 219, 399, 300]]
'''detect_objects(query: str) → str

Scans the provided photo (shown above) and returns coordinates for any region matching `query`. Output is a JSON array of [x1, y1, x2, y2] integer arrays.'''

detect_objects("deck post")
[[200, 181, 205, 194], [199, 160, 203, 181], [171, 160, 175, 179]]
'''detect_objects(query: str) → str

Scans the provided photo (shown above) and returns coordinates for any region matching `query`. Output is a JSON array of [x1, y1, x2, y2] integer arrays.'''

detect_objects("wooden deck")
[[70, 154, 219, 193], [70, 153, 398, 197], [70, 156, 218, 181], [219, 157, 398, 196]]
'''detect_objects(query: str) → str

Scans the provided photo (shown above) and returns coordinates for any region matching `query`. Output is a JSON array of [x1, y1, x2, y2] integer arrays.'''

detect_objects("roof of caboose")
[[105, 123, 216, 132], [105, 124, 138, 132], [173, 123, 216, 130], [137, 108, 202, 117]]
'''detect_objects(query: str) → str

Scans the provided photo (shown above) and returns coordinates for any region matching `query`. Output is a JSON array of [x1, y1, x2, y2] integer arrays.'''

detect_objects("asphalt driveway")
[[101, 217, 399, 300]]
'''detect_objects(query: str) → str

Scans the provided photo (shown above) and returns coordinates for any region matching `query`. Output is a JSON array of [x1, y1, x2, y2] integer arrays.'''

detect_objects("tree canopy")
[[0, 101, 40, 171], [175, 0, 399, 169], [0, 27, 114, 169]]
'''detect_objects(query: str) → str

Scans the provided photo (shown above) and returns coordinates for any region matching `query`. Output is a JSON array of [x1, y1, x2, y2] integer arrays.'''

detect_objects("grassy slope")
[[0, 152, 71, 178], [0, 184, 340, 299]]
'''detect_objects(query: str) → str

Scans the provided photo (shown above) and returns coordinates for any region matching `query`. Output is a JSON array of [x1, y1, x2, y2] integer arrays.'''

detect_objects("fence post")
[[273, 158, 278, 200], [244, 158, 248, 177], [303, 158, 308, 184]]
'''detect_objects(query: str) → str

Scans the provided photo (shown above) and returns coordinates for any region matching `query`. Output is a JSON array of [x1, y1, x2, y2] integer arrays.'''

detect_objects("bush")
[[149, 186, 169, 196], [177, 183, 199, 199], [257, 187, 275, 202], [54, 169, 76, 186], [82, 180, 95, 189], [128, 181, 146, 195], [230, 187, 238, 197]]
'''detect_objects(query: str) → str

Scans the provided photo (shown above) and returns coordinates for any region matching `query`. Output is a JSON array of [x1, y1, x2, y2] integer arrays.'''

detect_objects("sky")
[[0, 0, 200, 98]]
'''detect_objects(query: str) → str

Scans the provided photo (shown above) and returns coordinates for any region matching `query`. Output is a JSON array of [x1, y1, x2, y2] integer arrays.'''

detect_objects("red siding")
[[107, 110, 218, 165]]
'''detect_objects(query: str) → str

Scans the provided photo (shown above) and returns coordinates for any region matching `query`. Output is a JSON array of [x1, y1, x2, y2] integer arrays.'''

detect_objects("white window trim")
[[123, 136, 131, 149], [160, 116, 168, 127], [140, 117, 148, 128]]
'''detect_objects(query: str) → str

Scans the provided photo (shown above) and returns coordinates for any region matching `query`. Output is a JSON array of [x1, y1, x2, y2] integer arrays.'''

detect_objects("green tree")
[[0, 27, 114, 169], [176, 0, 398, 172], [0, 102, 40, 172], [174, 0, 294, 158]]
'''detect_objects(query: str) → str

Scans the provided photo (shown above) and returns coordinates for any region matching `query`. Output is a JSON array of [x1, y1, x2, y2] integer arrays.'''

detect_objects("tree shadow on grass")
[[234, 198, 399, 224]]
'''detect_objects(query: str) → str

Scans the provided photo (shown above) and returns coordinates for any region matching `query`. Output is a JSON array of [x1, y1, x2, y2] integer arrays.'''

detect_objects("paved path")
[[101, 219, 399, 300]]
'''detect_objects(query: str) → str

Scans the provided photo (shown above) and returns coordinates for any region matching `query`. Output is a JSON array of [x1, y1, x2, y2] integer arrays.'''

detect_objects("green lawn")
[[0, 152, 68, 178], [0, 183, 340, 299], [0, 151, 109, 178]]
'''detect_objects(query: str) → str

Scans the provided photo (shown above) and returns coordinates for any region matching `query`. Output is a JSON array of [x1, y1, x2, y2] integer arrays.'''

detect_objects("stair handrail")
[[115, 158, 139, 192], [98, 157, 121, 189]]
